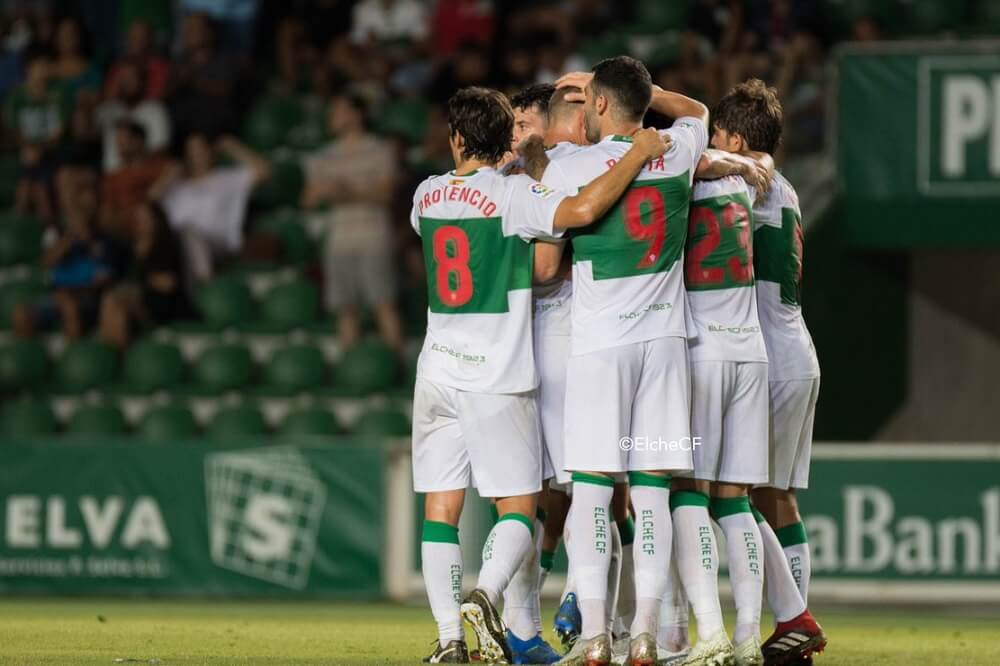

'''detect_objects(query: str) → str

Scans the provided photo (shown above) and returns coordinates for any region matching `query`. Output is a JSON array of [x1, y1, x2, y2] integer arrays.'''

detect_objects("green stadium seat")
[[352, 406, 410, 437], [377, 99, 429, 144], [1, 400, 56, 436], [334, 341, 397, 395], [255, 279, 319, 331], [194, 277, 254, 329], [287, 98, 328, 151], [0, 278, 46, 329], [279, 407, 341, 436], [580, 31, 631, 66], [193, 344, 254, 393], [67, 404, 126, 435], [0, 214, 42, 266], [252, 158, 304, 209], [207, 405, 267, 438], [56, 341, 118, 393], [0, 339, 49, 391], [122, 342, 184, 393], [243, 96, 305, 152], [264, 344, 326, 394], [139, 405, 197, 440], [632, 0, 688, 32], [255, 209, 314, 264]]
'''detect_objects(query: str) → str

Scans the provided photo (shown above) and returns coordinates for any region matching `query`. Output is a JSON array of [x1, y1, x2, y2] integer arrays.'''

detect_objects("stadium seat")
[[254, 209, 313, 264], [352, 406, 410, 437], [334, 341, 397, 395], [0, 154, 17, 208], [207, 405, 267, 439], [193, 344, 254, 393], [67, 404, 126, 435], [56, 340, 118, 393], [255, 279, 319, 331], [0, 278, 46, 329], [287, 98, 328, 151], [194, 277, 254, 329], [139, 405, 198, 440], [243, 95, 305, 152], [123, 342, 184, 393], [0, 213, 42, 266], [279, 407, 341, 436], [1, 400, 55, 436], [632, 0, 688, 32], [0, 339, 49, 391], [264, 344, 326, 394], [376, 99, 429, 144], [253, 158, 303, 209]]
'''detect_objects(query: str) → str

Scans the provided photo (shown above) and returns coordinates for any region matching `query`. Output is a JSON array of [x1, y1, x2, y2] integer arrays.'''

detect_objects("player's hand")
[[631, 128, 671, 161], [741, 158, 771, 195], [517, 135, 545, 160], [555, 71, 592, 103]]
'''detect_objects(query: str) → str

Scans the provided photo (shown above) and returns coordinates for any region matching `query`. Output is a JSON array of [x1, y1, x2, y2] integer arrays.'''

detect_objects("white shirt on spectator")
[[350, 0, 429, 44], [161, 165, 255, 253], [96, 99, 172, 172]]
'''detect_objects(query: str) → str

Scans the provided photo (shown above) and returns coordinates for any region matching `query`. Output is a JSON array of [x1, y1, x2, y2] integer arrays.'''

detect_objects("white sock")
[[617, 519, 636, 632], [606, 521, 623, 635], [478, 513, 535, 606], [776, 521, 811, 604], [567, 474, 614, 639], [754, 511, 806, 623], [713, 497, 763, 644], [628, 476, 672, 637], [659, 558, 690, 652], [501, 515, 541, 640], [422, 520, 464, 646], [561, 503, 576, 600], [531, 514, 546, 634], [671, 491, 725, 640]]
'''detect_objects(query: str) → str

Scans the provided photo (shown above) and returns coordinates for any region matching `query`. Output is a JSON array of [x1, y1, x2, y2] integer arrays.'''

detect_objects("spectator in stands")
[[48, 16, 101, 107], [302, 92, 404, 357], [12, 167, 127, 340], [151, 133, 270, 284], [104, 20, 170, 100], [98, 201, 188, 350], [100, 120, 171, 237], [4, 52, 64, 222], [350, 0, 429, 46], [167, 12, 240, 137], [55, 97, 102, 172], [96, 59, 171, 172]]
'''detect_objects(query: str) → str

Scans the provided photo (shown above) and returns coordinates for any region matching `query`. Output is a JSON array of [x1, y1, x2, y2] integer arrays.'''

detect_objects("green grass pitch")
[[0, 599, 996, 665]]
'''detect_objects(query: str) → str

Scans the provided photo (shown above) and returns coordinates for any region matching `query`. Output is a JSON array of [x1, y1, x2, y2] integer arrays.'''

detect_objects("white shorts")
[[766, 377, 820, 490], [564, 337, 693, 474], [682, 360, 769, 484], [411, 378, 543, 498], [536, 334, 571, 486]]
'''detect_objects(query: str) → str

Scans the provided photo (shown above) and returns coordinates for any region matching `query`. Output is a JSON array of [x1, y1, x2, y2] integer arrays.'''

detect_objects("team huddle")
[[409, 55, 824, 666]]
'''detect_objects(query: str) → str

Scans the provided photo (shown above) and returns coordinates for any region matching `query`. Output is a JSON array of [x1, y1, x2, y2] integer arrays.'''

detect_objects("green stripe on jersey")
[[420, 216, 532, 314], [685, 192, 755, 292], [754, 207, 803, 306], [571, 175, 691, 281], [422, 520, 459, 544]]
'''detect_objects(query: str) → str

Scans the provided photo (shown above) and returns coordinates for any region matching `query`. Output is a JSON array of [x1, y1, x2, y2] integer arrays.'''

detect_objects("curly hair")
[[713, 79, 783, 154]]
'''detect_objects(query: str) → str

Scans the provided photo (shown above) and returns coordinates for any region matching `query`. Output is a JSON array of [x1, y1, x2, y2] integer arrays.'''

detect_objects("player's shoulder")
[[693, 174, 750, 200], [546, 141, 586, 161], [412, 172, 442, 199], [756, 171, 799, 214]]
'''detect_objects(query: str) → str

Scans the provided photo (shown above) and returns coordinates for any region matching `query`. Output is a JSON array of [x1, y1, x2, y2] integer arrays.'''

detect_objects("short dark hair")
[[511, 83, 556, 115], [447, 87, 514, 164], [591, 56, 652, 122], [548, 86, 583, 121], [713, 79, 783, 154]]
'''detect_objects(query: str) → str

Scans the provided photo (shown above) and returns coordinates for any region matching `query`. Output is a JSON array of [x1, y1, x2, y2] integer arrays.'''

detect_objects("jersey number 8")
[[432, 225, 473, 307]]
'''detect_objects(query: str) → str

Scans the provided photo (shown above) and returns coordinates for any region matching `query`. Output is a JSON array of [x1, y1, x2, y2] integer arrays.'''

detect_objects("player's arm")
[[648, 85, 709, 124], [552, 128, 669, 230], [696, 149, 774, 193], [518, 136, 550, 181], [533, 240, 565, 284]]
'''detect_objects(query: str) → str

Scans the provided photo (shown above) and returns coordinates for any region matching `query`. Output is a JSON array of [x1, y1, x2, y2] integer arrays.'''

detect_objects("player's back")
[[411, 167, 564, 393], [541, 119, 706, 355], [752, 171, 820, 380], [685, 175, 767, 362]]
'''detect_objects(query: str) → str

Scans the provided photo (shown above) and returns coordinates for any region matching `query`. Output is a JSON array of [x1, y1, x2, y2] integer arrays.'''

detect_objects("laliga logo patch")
[[529, 182, 554, 198]]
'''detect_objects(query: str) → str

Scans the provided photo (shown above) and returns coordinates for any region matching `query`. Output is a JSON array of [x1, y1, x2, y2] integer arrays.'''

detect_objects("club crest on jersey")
[[529, 182, 554, 198]]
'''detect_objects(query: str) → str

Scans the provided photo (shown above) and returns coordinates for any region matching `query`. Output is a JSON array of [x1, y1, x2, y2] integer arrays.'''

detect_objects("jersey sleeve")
[[540, 158, 576, 195], [504, 174, 568, 241], [663, 116, 709, 183], [410, 182, 424, 236]]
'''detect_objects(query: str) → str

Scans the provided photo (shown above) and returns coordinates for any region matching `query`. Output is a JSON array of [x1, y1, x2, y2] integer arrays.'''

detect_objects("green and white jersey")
[[541, 117, 708, 355], [752, 171, 820, 380], [411, 167, 567, 393], [685, 175, 767, 363]]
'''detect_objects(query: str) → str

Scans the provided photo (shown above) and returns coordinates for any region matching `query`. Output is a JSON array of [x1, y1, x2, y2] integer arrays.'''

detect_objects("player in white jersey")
[[411, 86, 671, 664], [536, 57, 709, 666]]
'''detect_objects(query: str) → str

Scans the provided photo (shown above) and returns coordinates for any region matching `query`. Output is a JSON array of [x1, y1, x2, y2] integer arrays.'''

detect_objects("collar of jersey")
[[449, 168, 491, 177], [605, 134, 634, 144]]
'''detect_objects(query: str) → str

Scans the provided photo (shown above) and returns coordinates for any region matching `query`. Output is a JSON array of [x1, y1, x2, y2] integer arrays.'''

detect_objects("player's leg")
[[459, 389, 545, 663], [559, 344, 641, 665], [624, 337, 694, 665], [610, 481, 635, 641], [412, 379, 472, 663], [658, 557, 691, 660]]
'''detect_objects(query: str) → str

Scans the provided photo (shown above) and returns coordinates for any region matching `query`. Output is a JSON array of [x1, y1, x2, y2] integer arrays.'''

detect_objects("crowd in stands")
[[0, 0, 976, 358]]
